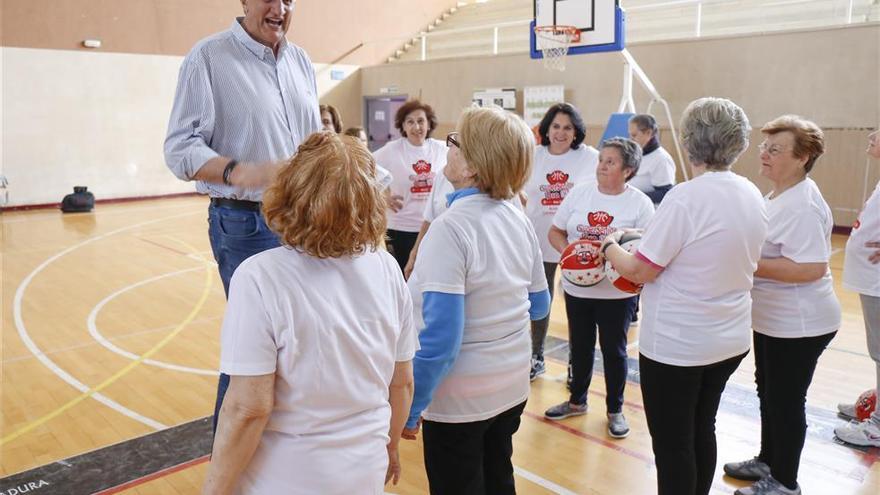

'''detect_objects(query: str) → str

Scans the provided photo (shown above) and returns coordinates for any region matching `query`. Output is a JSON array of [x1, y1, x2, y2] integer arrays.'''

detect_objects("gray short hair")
[[680, 97, 751, 170], [629, 114, 659, 136], [600, 137, 643, 182]]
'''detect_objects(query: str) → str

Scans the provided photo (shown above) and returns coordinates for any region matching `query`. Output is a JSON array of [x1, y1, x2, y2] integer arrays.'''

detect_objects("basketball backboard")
[[530, 0, 625, 59]]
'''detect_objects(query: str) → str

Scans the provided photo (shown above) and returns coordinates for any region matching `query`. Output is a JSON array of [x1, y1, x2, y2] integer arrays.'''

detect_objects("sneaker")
[[734, 476, 801, 495], [544, 401, 587, 420], [723, 457, 771, 481], [834, 419, 880, 447], [530, 355, 546, 382], [607, 412, 630, 438], [837, 402, 857, 420]]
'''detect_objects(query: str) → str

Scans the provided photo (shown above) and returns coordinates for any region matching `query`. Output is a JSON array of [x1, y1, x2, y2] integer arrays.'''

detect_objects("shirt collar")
[[231, 17, 287, 61], [446, 187, 481, 206]]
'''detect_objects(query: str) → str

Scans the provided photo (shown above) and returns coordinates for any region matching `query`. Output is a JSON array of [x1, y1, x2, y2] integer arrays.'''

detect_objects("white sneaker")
[[835, 419, 880, 447], [837, 402, 857, 420]]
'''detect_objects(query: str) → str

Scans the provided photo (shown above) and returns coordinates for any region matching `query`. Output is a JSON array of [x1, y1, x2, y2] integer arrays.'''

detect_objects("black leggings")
[[564, 293, 636, 413], [754, 331, 836, 490], [640, 352, 746, 495], [386, 228, 418, 272], [422, 401, 527, 495], [530, 262, 558, 357]]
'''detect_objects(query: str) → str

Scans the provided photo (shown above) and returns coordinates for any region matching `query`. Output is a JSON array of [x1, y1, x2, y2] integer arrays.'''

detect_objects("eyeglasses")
[[758, 141, 791, 156], [446, 132, 460, 148]]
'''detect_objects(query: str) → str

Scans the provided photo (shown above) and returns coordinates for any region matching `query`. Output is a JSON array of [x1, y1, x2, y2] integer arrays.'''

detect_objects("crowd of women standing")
[[203, 97, 879, 495]]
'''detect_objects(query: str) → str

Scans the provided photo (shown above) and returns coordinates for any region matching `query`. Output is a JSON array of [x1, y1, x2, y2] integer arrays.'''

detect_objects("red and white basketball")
[[605, 231, 644, 294], [855, 389, 878, 421], [559, 240, 605, 287]]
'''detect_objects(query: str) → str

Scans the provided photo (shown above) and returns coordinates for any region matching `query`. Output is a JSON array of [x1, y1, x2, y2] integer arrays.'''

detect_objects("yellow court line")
[[1, 239, 215, 446]]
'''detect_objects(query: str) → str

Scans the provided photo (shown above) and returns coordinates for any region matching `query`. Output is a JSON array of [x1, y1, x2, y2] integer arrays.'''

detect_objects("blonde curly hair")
[[262, 132, 387, 258]]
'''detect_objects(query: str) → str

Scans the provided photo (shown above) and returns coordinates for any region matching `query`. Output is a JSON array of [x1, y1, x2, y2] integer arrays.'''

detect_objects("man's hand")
[[385, 445, 401, 486], [229, 161, 283, 190]]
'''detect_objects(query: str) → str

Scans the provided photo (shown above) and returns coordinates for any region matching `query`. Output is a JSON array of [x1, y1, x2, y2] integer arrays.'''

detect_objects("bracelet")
[[222, 160, 239, 186], [601, 238, 617, 256]]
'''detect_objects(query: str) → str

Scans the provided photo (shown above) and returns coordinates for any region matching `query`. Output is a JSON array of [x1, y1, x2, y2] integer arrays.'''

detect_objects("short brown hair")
[[761, 115, 825, 173], [394, 99, 438, 138], [458, 106, 534, 200], [262, 132, 386, 258], [319, 104, 344, 133]]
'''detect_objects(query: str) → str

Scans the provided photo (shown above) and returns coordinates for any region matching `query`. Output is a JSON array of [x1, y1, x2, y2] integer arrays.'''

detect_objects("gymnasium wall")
[[0, 0, 457, 207], [358, 24, 880, 226]]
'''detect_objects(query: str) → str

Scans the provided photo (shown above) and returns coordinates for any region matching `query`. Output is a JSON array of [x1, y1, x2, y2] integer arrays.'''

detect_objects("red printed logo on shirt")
[[576, 211, 615, 241], [539, 170, 574, 206], [409, 160, 435, 194]]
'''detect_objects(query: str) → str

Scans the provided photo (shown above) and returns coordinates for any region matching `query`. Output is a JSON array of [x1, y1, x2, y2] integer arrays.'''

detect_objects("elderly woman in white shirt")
[[602, 97, 768, 495], [403, 106, 550, 495], [835, 129, 880, 448], [203, 133, 417, 495], [628, 113, 677, 205], [722, 116, 840, 495]]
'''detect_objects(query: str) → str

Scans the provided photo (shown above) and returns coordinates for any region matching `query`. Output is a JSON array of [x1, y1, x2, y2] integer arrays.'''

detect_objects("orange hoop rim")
[[533, 25, 581, 43]]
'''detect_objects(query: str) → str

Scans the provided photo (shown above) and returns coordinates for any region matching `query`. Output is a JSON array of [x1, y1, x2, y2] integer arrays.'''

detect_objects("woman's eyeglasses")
[[446, 132, 460, 148]]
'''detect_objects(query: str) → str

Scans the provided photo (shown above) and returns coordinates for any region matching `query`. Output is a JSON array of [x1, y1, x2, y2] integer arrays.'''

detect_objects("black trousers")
[[386, 228, 418, 272], [754, 330, 836, 490], [640, 352, 746, 495], [422, 401, 527, 495], [565, 293, 636, 412], [530, 262, 558, 357]]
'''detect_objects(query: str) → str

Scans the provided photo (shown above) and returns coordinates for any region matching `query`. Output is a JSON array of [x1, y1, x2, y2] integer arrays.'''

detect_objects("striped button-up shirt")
[[164, 18, 321, 201]]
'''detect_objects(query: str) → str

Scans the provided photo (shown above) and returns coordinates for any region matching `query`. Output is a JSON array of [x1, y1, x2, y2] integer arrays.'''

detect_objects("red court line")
[[522, 410, 654, 464], [93, 455, 210, 494], [137, 236, 190, 256]]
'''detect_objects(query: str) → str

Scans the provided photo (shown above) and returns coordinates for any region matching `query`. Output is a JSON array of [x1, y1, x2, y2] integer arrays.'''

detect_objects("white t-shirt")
[[844, 180, 880, 296], [637, 170, 768, 366], [375, 164, 393, 189], [524, 144, 599, 262], [409, 194, 547, 423], [373, 138, 447, 232], [553, 183, 654, 299], [423, 170, 455, 223], [752, 179, 841, 338], [629, 146, 676, 197], [220, 247, 417, 495]]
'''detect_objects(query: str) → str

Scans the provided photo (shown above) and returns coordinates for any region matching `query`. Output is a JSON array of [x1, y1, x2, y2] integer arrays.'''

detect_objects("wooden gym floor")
[[1, 195, 878, 494]]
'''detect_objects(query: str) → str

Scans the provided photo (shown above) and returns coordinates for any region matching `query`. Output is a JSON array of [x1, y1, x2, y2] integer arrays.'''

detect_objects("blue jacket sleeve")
[[406, 291, 465, 428], [528, 289, 551, 321], [646, 184, 673, 204]]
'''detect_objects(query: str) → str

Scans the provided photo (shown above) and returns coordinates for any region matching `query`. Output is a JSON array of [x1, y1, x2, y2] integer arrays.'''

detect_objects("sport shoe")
[[734, 476, 801, 495], [544, 401, 587, 420], [530, 355, 546, 382], [834, 419, 880, 447], [837, 402, 857, 420], [723, 457, 771, 481], [607, 412, 630, 438]]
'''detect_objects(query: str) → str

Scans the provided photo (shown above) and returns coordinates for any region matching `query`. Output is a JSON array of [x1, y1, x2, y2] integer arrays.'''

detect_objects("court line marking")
[[87, 267, 217, 376], [6, 212, 204, 444], [513, 466, 579, 495]]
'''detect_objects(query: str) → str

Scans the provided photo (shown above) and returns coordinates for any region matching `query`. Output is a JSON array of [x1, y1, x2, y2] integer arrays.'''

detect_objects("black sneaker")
[[530, 355, 546, 382]]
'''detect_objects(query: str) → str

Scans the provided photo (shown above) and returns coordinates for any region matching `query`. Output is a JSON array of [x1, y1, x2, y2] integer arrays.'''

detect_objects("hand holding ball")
[[604, 231, 644, 294]]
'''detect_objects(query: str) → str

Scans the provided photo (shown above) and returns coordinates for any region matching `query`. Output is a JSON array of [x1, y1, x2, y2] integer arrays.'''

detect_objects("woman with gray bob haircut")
[[600, 97, 768, 494], [600, 137, 643, 177]]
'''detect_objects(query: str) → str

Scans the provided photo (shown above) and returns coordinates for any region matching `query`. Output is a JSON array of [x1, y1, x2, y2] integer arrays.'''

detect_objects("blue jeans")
[[207, 203, 280, 434]]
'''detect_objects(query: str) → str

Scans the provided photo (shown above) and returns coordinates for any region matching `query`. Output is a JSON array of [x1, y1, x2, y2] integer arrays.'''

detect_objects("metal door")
[[364, 95, 407, 152]]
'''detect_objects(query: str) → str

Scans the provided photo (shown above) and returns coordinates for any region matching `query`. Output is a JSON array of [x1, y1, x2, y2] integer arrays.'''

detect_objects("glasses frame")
[[446, 132, 460, 148], [758, 141, 791, 157]]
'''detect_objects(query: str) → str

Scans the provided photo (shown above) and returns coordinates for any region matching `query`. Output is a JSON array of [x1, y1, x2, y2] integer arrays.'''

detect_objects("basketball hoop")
[[533, 25, 580, 71]]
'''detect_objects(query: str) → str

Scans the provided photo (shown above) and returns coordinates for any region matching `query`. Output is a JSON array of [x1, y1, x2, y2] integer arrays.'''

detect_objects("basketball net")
[[534, 25, 580, 72]]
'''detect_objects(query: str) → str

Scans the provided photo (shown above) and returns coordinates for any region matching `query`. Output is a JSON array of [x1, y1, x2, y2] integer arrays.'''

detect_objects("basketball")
[[855, 389, 878, 421], [559, 239, 605, 287], [605, 231, 644, 294]]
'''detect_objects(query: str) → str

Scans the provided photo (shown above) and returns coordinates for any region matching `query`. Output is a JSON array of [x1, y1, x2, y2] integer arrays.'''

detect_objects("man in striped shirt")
[[164, 0, 321, 432]]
